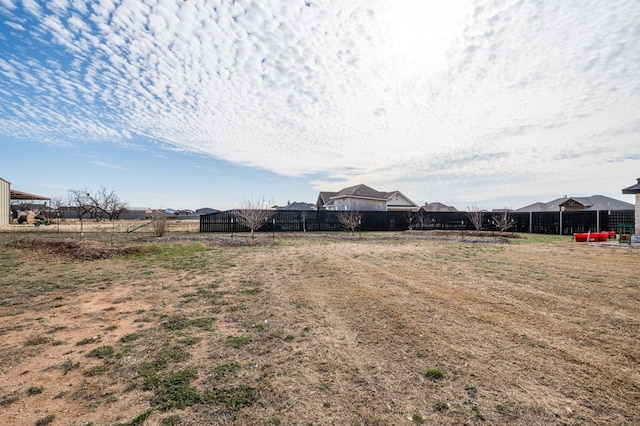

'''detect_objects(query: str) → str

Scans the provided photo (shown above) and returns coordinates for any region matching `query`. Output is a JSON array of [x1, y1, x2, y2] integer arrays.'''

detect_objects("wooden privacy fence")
[[200, 210, 634, 235]]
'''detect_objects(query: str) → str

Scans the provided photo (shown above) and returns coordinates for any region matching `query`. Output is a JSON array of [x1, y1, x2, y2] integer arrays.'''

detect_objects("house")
[[315, 184, 419, 212], [420, 202, 458, 213], [621, 177, 640, 235], [195, 207, 219, 215], [515, 195, 633, 212], [278, 201, 314, 210]]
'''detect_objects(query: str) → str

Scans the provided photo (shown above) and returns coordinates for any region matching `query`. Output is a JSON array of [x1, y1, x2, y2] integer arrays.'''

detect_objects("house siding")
[[0, 178, 10, 226], [333, 198, 386, 211], [636, 194, 640, 235]]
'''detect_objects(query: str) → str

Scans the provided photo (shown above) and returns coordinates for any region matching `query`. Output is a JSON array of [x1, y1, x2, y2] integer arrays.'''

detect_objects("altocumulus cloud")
[[1, 0, 639, 204]]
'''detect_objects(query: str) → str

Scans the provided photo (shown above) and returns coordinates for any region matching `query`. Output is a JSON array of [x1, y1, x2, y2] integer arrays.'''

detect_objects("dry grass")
[[0, 229, 639, 425]]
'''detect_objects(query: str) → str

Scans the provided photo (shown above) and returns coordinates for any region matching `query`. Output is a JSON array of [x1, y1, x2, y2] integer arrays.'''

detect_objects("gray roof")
[[332, 184, 388, 200], [317, 184, 399, 208], [316, 191, 338, 207], [515, 195, 633, 212], [196, 208, 219, 215], [421, 202, 458, 212], [622, 177, 640, 194], [281, 202, 314, 210]]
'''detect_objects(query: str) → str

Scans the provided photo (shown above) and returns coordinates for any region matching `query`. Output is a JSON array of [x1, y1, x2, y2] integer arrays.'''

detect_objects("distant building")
[[195, 208, 219, 215], [622, 177, 640, 235], [278, 201, 314, 210], [0, 177, 9, 226], [1, 177, 50, 225], [515, 195, 633, 212], [421, 202, 458, 213], [316, 184, 419, 212]]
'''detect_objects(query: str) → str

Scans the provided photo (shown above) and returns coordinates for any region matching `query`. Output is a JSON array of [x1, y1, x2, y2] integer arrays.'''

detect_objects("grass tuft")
[[213, 361, 241, 379], [150, 370, 199, 411], [26, 386, 44, 396], [120, 333, 141, 343], [425, 369, 444, 381], [35, 414, 56, 426], [226, 335, 250, 348], [201, 385, 257, 411], [87, 345, 115, 359], [84, 364, 109, 377], [25, 336, 52, 346]]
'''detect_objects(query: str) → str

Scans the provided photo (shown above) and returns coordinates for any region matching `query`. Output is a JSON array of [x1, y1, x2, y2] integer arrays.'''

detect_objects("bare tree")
[[406, 211, 415, 231], [337, 210, 362, 235], [49, 196, 64, 219], [491, 210, 516, 232], [67, 188, 91, 222], [87, 187, 127, 221], [415, 211, 428, 230], [466, 204, 484, 231], [234, 197, 273, 238]]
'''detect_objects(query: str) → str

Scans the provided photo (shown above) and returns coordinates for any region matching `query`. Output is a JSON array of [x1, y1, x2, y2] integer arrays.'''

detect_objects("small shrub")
[[162, 316, 215, 332], [119, 408, 153, 426], [465, 385, 478, 399], [179, 336, 202, 346], [153, 212, 168, 237], [27, 386, 44, 396], [161, 415, 181, 426], [226, 335, 250, 349], [284, 334, 295, 341], [156, 346, 191, 364], [425, 368, 444, 381], [151, 370, 199, 411], [84, 365, 108, 377], [88, 345, 115, 359], [120, 333, 141, 343], [472, 404, 485, 421], [61, 360, 80, 375], [190, 317, 216, 331], [35, 414, 56, 426], [201, 385, 257, 411], [162, 315, 190, 331], [0, 392, 19, 406], [214, 362, 241, 379], [412, 412, 424, 424], [434, 401, 449, 411], [25, 336, 51, 346], [76, 336, 101, 345], [46, 325, 68, 334]]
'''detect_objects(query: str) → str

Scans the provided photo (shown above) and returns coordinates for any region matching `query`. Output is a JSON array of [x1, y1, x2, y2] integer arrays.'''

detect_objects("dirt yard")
[[0, 229, 639, 425]]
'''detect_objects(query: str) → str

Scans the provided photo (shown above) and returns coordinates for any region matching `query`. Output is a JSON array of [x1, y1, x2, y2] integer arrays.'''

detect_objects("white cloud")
[[92, 160, 124, 170], [1, 0, 639, 207]]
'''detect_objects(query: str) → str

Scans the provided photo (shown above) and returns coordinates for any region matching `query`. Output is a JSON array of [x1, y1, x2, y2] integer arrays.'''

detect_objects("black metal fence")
[[200, 210, 635, 235]]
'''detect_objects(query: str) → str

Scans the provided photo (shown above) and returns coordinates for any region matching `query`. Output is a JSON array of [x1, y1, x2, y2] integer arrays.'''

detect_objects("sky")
[[1, 0, 639, 211]]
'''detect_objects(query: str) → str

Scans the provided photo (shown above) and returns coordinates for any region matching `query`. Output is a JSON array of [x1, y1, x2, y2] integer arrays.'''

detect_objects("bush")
[[152, 211, 168, 237]]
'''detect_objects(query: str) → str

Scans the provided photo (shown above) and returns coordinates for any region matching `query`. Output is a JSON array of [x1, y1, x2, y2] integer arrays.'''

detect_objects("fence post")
[[559, 210, 562, 235]]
